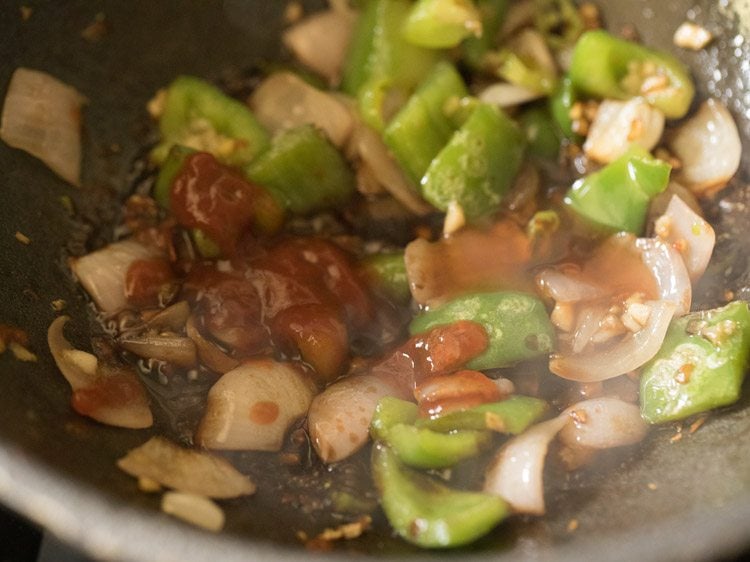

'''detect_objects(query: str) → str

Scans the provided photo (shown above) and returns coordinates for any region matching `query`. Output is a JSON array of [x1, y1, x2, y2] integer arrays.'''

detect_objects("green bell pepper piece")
[[569, 30, 695, 119], [420, 102, 525, 222], [520, 105, 562, 160], [415, 395, 548, 433], [384, 61, 468, 184], [533, 0, 583, 50], [246, 124, 355, 215], [361, 251, 411, 304], [153, 144, 196, 209], [564, 145, 671, 234], [371, 397, 492, 469], [403, 0, 483, 49], [549, 75, 581, 141], [342, 0, 442, 130], [152, 76, 270, 165], [640, 301, 750, 424], [410, 291, 556, 370], [490, 49, 557, 94], [372, 443, 508, 548], [462, 0, 508, 71], [190, 228, 221, 259]]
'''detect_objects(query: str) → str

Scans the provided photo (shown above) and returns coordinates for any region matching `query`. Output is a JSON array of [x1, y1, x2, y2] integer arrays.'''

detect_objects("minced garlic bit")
[[443, 201, 466, 236], [51, 299, 67, 312], [551, 303, 575, 333], [673, 22, 713, 51], [137, 476, 162, 493], [14, 231, 30, 245], [567, 518, 580, 533], [9, 341, 37, 362], [622, 301, 652, 333], [161, 491, 225, 532], [147, 89, 167, 120], [284, 1, 304, 24], [689, 415, 707, 434], [647, 482, 658, 491], [315, 516, 372, 542]]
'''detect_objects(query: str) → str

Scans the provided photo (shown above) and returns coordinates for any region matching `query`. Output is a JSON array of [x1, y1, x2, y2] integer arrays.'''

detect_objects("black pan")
[[0, 1, 749, 560]]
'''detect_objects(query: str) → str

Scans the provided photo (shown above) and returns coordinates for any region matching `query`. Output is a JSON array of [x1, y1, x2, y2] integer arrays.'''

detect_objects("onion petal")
[[655, 195, 715, 281], [559, 397, 648, 449], [637, 237, 692, 315], [308, 373, 410, 463], [550, 300, 676, 382], [282, 7, 357, 86], [483, 415, 569, 515], [478, 82, 544, 108], [47, 316, 152, 429], [0, 67, 86, 186], [196, 359, 315, 451], [250, 72, 354, 147], [583, 98, 665, 164], [70, 239, 160, 315], [668, 98, 741, 196], [117, 436, 256, 499]]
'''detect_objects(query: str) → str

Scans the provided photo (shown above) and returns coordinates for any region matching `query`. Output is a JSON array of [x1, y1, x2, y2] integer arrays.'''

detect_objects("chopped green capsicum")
[[341, 0, 442, 130], [533, 0, 584, 50], [410, 291, 556, 370], [549, 75, 581, 141], [371, 397, 492, 469], [420, 102, 526, 221], [246, 124, 355, 215], [564, 145, 671, 234], [640, 301, 750, 424], [403, 0, 483, 49], [462, 0, 508, 70], [152, 75, 270, 165], [372, 443, 509, 548], [384, 61, 468, 184], [153, 144, 196, 209], [360, 251, 411, 304], [415, 395, 548, 433], [569, 30, 695, 119], [520, 105, 563, 160]]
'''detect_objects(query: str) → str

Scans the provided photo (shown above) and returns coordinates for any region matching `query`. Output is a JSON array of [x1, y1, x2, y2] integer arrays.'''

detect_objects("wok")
[[0, 1, 749, 560]]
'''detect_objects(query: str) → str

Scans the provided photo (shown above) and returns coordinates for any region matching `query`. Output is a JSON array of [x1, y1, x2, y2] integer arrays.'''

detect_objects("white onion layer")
[[0, 67, 86, 186], [559, 397, 648, 449], [655, 195, 715, 281], [668, 98, 741, 196]]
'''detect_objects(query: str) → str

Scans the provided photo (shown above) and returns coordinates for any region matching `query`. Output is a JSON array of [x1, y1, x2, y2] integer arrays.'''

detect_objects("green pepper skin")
[[520, 105, 562, 160], [410, 291, 556, 370], [564, 145, 671, 234], [153, 76, 270, 165], [371, 397, 492, 469], [420, 102, 525, 222], [569, 30, 695, 119], [153, 144, 196, 209], [415, 395, 548, 433], [361, 251, 411, 304], [372, 443, 508, 548], [246, 125, 355, 215], [462, 0, 508, 70], [640, 301, 750, 424], [403, 0, 483, 49], [342, 0, 442, 130], [549, 75, 581, 141], [384, 62, 468, 184]]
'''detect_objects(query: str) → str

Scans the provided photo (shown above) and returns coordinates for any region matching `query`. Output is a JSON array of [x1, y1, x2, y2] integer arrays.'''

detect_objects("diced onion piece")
[[196, 359, 315, 451], [668, 99, 741, 196], [550, 300, 676, 382], [636, 237, 691, 315], [161, 492, 225, 532], [185, 315, 239, 374], [559, 397, 648, 449], [308, 373, 410, 463], [536, 268, 607, 303], [70, 239, 160, 315], [673, 22, 713, 51], [282, 7, 357, 86], [583, 98, 665, 164], [654, 195, 715, 281], [118, 334, 197, 368], [250, 72, 354, 147], [351, 123, 433, 215], [47, 316, 152, 429], [508, 28, 557, 78], [478, 82, 544, 108], [117, 436, 256, 499], [0, 67, 86, 186], [483, 415, 569, 515]]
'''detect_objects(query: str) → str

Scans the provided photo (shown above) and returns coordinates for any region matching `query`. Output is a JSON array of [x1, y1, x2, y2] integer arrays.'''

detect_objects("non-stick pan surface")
[[0, 1, 749, 560]]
